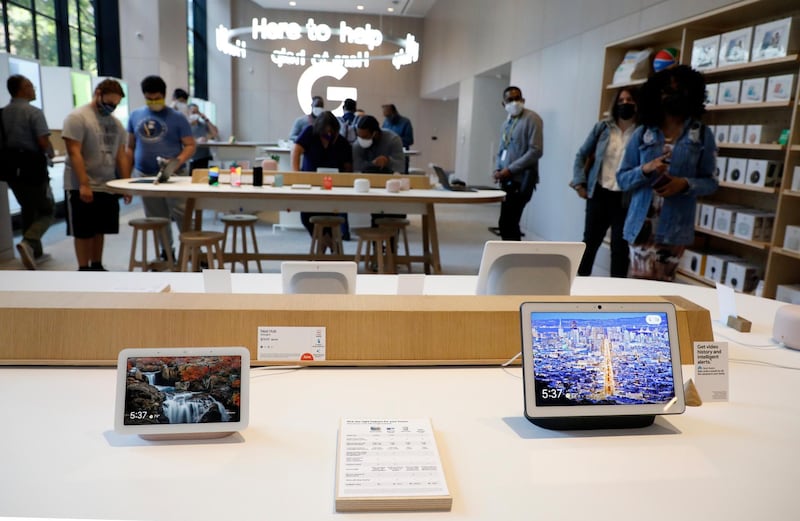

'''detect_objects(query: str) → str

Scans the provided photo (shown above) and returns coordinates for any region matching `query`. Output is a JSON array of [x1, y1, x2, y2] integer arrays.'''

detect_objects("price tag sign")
[[693, 341, 729, 402], [257, 326, 326, 361]]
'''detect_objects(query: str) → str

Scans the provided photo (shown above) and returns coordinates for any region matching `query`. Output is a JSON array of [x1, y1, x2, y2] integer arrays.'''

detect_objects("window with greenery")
[[1, 0, 97, 73]]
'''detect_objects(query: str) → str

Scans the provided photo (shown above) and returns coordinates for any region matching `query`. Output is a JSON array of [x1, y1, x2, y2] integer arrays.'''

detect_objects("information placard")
[[693, 341, 729, 402], [257, 326, 326, 361]]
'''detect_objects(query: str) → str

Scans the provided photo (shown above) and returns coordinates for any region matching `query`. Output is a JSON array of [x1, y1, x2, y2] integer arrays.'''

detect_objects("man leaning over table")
[[63, 79, 131, 271], [127, 75, 196, 258]]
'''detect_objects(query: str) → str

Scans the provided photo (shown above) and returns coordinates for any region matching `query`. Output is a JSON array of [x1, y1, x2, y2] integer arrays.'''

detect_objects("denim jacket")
[[571, 119, 612, 199], [616, 119, 718, 245]]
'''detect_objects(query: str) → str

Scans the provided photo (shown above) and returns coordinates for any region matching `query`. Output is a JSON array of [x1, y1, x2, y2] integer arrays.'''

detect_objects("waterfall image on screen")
[[124, 356, 243, 425], [529, 312, 675, 406]]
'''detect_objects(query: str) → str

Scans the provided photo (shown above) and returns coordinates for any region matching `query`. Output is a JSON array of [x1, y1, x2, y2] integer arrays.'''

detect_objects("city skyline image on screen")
[[529, 312, 676, 406]]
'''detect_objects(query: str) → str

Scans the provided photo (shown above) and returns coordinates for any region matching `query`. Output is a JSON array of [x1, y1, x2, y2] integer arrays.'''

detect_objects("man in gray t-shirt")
[[1, 74, 55, 269], [62, 79, 131, 271]]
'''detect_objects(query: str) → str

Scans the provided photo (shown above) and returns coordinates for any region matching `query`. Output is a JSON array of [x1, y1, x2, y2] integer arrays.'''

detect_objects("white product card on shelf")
[[336, 418, 450, 502], [257, 326, 326, 361], [716, 282, 737, 322], [692, 35, 720, 70], [766, 74, 794, 101], [792, 166, 800, 192], [718, 27, 752, 67], [739, 77, 765, 103], [752, 17, 795, 62], [705, 83, 718, 105], [717, 81, 741, 104], [202, 269, 232, 293], [693, 342, 729, 402]]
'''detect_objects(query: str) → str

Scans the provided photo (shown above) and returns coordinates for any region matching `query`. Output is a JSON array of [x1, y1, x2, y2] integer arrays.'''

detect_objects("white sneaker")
[[16, 242, 36, 270]]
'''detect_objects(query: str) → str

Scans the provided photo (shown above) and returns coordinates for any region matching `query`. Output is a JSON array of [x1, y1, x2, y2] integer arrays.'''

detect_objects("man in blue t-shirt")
[[127, 75, 195, 253]]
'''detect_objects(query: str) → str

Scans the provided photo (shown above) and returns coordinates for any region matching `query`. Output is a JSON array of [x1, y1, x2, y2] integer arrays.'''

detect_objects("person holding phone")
[[616, 65, 718, 281]]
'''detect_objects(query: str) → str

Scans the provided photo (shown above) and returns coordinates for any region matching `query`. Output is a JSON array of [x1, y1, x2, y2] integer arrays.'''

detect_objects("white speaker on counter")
[[773, 305, 800, 350]]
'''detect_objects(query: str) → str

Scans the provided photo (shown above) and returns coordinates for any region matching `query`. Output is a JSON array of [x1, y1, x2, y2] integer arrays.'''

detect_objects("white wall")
[[208, 0, 233, 139], [421, 0, 741, 242], [119, 0, 188, 110], [455, 75, 508, 184]]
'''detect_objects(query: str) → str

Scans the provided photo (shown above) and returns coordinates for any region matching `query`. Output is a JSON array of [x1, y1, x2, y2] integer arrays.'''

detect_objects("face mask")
[[312, 106, 324, 117], [174, 101, 188, 111], [617, 103, 636, 120], [146, 99, 166, 112], [96, 99, 117, 117], [357, 137, 373, 149], [189, 114, 201, 123], [504, 101, 523, 117]]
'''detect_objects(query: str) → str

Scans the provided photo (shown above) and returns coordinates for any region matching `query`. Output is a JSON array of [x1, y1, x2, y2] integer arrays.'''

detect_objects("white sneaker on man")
[[16, 242, 36, 270]]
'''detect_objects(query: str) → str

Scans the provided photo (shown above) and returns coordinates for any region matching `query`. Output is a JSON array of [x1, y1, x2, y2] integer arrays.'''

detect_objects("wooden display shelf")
[[707, 100, 793, 111], [718, 181, 780, 193], [791, 145, 800, 152], [773, 247, 800, 261], [701, 54, 799, 77], [605, 78, 647, 90], [695, 226, 771, 249], [0, 292, 713, 366], [717, 143, 785, 151], [782, 189, 800, 197]]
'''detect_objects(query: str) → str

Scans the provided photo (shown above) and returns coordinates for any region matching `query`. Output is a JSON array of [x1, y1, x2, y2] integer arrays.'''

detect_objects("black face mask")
[[617, 103, 636, 120]]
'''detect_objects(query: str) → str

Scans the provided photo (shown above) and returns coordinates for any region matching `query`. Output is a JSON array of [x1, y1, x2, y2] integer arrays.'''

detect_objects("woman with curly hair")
[[616, 65, 718, 281]]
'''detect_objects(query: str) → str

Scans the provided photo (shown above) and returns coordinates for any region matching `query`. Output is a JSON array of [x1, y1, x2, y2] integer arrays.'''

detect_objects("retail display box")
[[704, 253, 741, 282], [776, 284, 800, 305], [717, 80, 741, 104], [725, 157, 748, 184], [734, 210, 774, 241], [784, 225, 800, 252], [692, 34, 720, 69], [766, 74, 794, 102], [745, 159, 782, 187], [713, 205, 743, 235], [744, 124, 784, 145], [751, 17, 800, 62], [714, 156, 727, 181], [679, 249, 707, 276], [728, 124, 745, 144], [740, 77, 766, 103], [724, 261, 762, 292], [718, 27, 753, 67]]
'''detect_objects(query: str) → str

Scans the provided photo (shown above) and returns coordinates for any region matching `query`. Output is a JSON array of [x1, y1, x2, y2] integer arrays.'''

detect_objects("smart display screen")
[[123, 355, 243, 425], [528, 312, 676, 407]]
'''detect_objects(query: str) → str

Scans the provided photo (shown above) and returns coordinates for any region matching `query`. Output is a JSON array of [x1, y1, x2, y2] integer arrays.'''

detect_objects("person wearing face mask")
[[571, 87, 639, 278], [289, 95, 325, 143], [126, 75, 196, 256], [62, 79, 132, 271], [617, 65, 718, 281], [292, 111, 353, 245], [170, 88, 191, 119], [492, 86, 543, 241], [0, 74, 55, 269], [352, 115, 404, 173]]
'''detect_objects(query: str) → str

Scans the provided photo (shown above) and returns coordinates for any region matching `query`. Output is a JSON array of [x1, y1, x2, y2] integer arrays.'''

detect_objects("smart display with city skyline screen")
[[114, 347, 250, 440], [519, 302, 685, 429]]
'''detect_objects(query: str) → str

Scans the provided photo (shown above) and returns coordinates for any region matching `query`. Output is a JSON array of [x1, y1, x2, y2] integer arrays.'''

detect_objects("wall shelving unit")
[[600, 0, 800, 298]]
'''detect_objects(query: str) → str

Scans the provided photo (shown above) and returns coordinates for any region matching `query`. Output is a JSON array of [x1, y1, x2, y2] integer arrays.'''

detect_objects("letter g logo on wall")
[[296, 62, 357, 117]]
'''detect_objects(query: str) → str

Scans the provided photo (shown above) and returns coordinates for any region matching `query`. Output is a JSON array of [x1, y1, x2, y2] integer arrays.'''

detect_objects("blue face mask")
[[96, 99, 117, 116]]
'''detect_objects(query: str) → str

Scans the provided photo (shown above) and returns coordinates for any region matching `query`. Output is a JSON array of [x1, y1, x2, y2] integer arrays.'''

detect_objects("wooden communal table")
[[107, 175, 504, 273]]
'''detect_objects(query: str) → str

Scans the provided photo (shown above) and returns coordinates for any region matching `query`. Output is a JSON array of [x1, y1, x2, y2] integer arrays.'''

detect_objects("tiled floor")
[[1, 199, 516, 275]]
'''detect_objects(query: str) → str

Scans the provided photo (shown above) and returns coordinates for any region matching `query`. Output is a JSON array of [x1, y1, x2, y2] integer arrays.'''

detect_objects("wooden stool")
[[375, 217, 412, 272], [354, 227, 397, 274], [309, 215, 345, 257], [178, 231, 225, 272], [128, 217, 174, 271], [221, 214, 263, 273]]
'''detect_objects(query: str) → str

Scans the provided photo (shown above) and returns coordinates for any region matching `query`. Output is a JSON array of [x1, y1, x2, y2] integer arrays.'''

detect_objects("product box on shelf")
[[705, 83, 718, 106], [679, 249, 707, 276], [766, 74, 795, 102], [728, 125, 745, 144], [734, 210, 774, 241], [612, 48, 653, 84], [698, 203, 716, 230], [717, 81, 741, 104], [692, 35, 720, 69], [792, 166, 800, 192], [740, 77, 766, 103], [719, 27, 753, 67], [784, 225, 800, 252], [713, 205, 743, 235], [745, 159, 783, 187], [744, 124, 784, 144], [716, 125, 730, 144], [751, 17, 800, 62], [724, 261, 762, 292], [776, 284, 800, 305], [725, 157, 748, 184], [714, 156, 727, 181], [704, 253, 741, 282]]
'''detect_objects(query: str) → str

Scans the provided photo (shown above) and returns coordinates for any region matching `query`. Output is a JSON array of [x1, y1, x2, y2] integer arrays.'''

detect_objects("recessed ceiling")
[[250, 0, 436, 18]]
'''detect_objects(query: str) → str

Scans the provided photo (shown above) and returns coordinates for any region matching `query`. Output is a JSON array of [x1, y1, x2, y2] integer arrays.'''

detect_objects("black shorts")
[[66, 190, 121, 239]]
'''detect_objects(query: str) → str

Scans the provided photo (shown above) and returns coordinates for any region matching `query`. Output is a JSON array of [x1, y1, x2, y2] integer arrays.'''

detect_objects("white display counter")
[[0, 276, 797, 520]]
